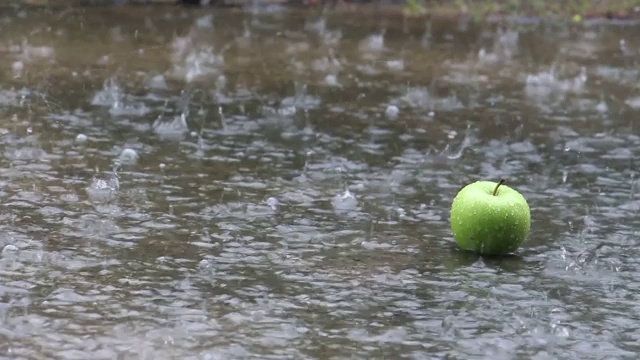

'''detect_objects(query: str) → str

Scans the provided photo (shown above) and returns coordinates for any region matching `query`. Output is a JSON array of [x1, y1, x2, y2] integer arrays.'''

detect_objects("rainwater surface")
[[0, 4, 639, 360]]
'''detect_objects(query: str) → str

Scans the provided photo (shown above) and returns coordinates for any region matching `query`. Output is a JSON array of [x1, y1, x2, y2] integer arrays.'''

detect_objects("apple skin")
[[450, 180, 531, 255]]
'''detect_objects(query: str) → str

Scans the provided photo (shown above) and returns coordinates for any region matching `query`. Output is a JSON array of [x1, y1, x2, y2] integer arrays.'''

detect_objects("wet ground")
[[0, 4, 639, 360]]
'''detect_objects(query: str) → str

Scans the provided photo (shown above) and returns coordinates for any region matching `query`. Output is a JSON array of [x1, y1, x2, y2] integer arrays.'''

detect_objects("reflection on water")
[[0, 3, 638, 359]]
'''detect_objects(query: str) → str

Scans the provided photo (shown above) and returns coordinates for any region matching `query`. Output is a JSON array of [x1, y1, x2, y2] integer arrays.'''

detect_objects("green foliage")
[[402, 0, 426, 16], [404, 0, 638, 20]]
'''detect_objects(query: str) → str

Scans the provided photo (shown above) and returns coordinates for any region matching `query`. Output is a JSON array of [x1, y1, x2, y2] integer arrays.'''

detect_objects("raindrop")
[[119, 148, 139, 164], [266, 197, 280, 210], [385, 105, 399, 118], [12, 61, 24, 76]]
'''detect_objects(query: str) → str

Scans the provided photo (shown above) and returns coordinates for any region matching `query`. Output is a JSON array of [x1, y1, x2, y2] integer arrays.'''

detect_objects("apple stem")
[[493, 178, 506, 196]]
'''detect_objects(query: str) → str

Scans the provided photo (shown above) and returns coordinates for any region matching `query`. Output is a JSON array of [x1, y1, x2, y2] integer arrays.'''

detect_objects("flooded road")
[[0, 4, 639, 359]]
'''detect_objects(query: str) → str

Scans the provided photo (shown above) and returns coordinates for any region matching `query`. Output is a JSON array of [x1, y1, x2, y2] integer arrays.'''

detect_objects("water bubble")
[[12, 61, 24, 76], [324, 74, 339, 87], [385, 105, 399, 118], [1, 244, 18, 257], [386, 60, 404, 71], [75, 133, 88, 143], [266, 197, 280, 210], [119, 148, 139, 164]]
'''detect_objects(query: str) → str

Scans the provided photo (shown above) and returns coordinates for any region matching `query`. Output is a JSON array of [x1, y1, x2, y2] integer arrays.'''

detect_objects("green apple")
[[450, 179, 531, 255]]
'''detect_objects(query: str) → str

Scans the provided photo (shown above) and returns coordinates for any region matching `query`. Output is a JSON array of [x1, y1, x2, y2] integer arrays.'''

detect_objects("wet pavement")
[[0, 4, 639, 359]]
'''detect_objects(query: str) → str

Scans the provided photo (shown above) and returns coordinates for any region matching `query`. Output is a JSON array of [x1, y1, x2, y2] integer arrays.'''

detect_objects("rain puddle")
[[0, 3, 637, 359]]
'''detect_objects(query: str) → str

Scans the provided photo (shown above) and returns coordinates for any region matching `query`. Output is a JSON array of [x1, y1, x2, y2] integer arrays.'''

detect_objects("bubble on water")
[[1, 244, 18, 257], [266, 197, 280, 210], [216, 74, 227, 91], [332, 189, 357, 211], [75, 133, 88, 143], [12, 61, 23, 76], [324, 74, 339, 87], [359, 32, 385, 53], [386, 60, 404, 71], [119, 148, 139, 164], [385, 105, 399, 118]]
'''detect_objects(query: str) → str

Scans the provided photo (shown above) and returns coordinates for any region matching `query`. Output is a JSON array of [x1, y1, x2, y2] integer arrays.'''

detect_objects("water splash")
[[86, 170, 120, 202], [332, 189, 357, 212], [525, 66, 587, 101], [152, 113, 189, 140]]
